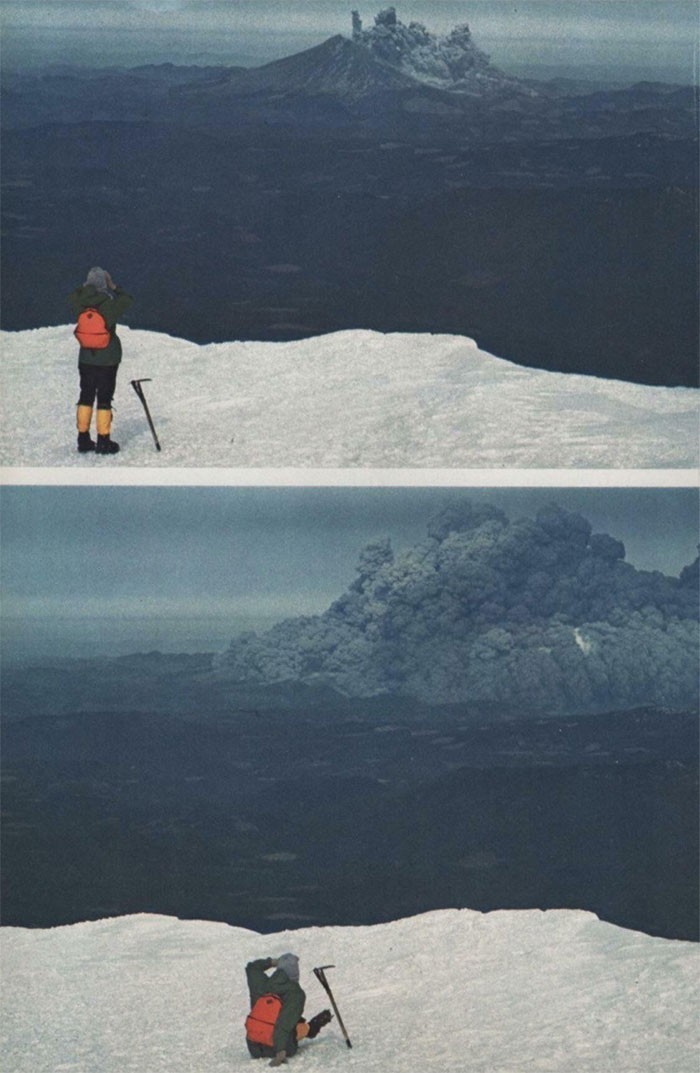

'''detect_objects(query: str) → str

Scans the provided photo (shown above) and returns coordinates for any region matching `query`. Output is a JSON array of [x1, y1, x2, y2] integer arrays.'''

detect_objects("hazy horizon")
[[2, 485, 697, 664], [1, 1, 697, 83]]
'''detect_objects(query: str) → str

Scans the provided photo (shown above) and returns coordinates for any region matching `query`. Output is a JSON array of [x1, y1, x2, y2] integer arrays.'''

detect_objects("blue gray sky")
[[1, 1, 697, 81], [1, 485, 697, 661]]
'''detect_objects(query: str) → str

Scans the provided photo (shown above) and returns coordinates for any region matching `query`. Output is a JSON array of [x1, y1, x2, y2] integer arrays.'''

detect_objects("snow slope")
[[1, 327, 697, 468], [2, 909, 697, 1073]]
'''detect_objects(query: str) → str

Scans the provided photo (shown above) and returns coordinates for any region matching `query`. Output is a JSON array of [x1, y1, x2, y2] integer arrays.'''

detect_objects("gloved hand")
[[269, 1052, 287, 1067]]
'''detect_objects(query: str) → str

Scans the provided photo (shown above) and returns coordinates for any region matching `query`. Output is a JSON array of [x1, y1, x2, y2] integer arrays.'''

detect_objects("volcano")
[[181, 8, 523, 103]]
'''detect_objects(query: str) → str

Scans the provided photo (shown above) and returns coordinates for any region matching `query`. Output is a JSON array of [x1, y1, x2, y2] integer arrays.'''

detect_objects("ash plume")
[[214, 502, 699, 713], [349, 6, 514, 93]]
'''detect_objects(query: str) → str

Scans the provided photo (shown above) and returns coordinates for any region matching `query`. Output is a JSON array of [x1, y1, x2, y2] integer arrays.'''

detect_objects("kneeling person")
[[245, 953, 331, 1066]]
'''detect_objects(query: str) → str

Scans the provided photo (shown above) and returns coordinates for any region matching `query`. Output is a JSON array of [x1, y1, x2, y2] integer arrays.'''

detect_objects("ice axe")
[[313, 965, 352, 1049], [130, 379, 161, 451]]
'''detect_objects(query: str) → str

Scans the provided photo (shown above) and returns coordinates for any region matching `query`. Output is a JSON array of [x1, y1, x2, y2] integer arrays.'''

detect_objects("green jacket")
[[246, 958, 306, 1055], [68, 284, 133, 366]]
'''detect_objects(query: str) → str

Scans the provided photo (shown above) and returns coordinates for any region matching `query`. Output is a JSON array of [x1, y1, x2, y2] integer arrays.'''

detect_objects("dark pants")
[[246, 1030, 298, 1060], [78, 363, 118, 409], [246, 1040, 274, 1059]]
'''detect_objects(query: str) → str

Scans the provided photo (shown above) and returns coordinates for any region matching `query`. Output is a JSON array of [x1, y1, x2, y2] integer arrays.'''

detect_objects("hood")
[[276, 953, 300, 981], [268, 969, 304, 996]]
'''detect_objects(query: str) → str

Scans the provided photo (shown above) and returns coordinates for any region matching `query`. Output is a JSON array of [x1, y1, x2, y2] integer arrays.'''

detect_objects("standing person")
[[245, 953, 331, 1066], [68, 267, 133, 454]]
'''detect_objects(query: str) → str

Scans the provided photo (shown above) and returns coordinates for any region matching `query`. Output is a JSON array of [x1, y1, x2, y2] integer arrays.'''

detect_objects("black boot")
[[306, 1010, 332, 1039], [96, 434, 120, 455], [77, 431, 96, 453], [95, 408, 120, 454]]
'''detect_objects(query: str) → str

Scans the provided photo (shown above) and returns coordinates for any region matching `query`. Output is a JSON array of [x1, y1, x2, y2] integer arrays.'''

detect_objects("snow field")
[[2, 908, 698, 1073], [0, 326, 697, 468]]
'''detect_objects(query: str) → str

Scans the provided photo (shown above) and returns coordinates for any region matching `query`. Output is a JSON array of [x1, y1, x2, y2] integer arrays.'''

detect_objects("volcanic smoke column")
[[214, 502, 699, 713]]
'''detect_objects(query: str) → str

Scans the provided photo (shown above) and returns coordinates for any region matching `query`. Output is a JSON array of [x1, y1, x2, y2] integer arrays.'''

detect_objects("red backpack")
[[75, 307, 111, 350], [245, 993, 282, 1047]]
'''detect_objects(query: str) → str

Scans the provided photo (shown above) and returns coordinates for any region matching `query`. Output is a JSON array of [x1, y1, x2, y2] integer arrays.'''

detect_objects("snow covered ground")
[[1, 327, 697, 468], [2, 909, 698, 1073]]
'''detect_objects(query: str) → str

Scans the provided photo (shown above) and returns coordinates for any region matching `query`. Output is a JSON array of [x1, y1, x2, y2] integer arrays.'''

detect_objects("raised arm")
[[246, 957, 275, 1004]]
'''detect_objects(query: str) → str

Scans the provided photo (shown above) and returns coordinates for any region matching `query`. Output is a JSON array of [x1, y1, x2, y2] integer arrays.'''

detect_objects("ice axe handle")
[[313, 966, 352, 1049], [130, 379, 161, 452]]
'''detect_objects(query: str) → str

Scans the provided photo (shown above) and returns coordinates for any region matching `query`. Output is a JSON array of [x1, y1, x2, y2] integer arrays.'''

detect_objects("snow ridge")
[[0, 326, 697, 468], [2, 908, 698, 1073]]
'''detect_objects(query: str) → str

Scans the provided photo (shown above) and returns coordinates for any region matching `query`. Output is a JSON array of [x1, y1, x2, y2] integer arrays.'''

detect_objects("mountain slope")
[[2, 909, 697, 1073], [228, 34, 419, 97], [177, 10, 522, 102], [0, 327, 696, 468]]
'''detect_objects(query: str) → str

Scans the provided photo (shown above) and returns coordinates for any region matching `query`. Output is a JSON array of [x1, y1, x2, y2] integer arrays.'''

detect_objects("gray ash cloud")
[[214, 501, 699, 713], [350, 6, 514, 92]]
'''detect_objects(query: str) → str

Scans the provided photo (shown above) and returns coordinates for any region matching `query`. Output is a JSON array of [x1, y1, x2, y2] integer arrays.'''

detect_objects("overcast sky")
[[1, 1, 696, 79], [2, 485, 697, 628]]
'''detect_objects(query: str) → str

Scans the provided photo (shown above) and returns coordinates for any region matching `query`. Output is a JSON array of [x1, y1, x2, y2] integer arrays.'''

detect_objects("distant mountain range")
[[178, 7, 524, 102], [4, 5, 696, 137], [167, 6, 695, 113], [166, 12, 696, 138], [1, 6, 697, 385]]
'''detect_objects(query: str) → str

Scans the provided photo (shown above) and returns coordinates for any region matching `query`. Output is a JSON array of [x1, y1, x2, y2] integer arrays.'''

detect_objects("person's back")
[[244, 954, 331, 1066], [68, 267, 133, 454]]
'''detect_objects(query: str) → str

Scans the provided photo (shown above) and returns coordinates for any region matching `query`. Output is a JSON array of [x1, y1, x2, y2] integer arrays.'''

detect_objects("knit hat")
[[84, 267, 112, 295], [277, 953, 299, 981]]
